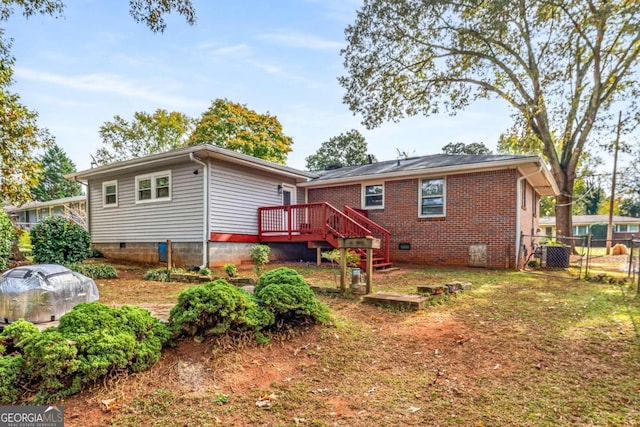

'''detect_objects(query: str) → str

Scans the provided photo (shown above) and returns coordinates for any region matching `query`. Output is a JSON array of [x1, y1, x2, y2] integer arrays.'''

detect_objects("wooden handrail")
[[343, 206, 391, 265], [258, 202, 371, 241]]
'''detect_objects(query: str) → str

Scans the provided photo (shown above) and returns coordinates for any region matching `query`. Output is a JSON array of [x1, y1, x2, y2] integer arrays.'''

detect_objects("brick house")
[[296, 155, 558, 269]]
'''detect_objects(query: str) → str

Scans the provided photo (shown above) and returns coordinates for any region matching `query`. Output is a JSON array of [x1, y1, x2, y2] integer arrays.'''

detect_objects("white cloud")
[[259, 32, 344, 50], [14, 67, 207, 111]]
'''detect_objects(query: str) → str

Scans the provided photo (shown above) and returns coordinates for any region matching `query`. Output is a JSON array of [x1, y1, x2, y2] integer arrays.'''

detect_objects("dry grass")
[[62, 262, 640, 426]]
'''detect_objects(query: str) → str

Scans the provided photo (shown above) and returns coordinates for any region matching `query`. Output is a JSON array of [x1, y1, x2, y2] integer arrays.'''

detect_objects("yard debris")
[[311, 388, 330, 394], [365, 386, 377, 396], [293, 417, 307, 424], [454, 335, 471, 345], [100, 398, 120, 412], [255, 393, 278, 408], [535, 362, 543, 370], [408, 406, 421, 413]]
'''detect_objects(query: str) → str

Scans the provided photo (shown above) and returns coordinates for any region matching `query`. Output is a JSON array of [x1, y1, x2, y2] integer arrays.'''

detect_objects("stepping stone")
[[417, 284, 446, 295], [362, 292, 428, 310]]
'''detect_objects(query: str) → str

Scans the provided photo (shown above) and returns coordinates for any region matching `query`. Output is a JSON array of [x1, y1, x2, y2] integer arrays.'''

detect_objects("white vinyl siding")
[[209, 159, 294, 234], [103, 180, 118, 207], [419, 177, 445, 217], [89, 163, 203, 242]]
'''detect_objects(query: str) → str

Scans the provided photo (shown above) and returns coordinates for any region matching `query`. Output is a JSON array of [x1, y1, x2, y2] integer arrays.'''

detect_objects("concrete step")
[[362, 292, 428, 311], [376, 267, 400, 274]]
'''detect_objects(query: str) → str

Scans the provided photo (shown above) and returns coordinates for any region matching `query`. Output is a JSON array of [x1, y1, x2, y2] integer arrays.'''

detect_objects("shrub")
[[0, 355, 25, 404], [0, 305, 170, 404], [254, 268, 329, 326], [0, 210, 15, 270], [58, 303, 170, 374], [169, 279, 274, 338], [254, 267, 308, 294], [321, 249, 360, 267], [199, 267, 212, 276], [223, 263, 238, 278], [144, 267, 171, 282], [67, 263, 118, 279], [31, 216, 91, 264], [249, 244, 270, 276], [589, 222, 608, 240]]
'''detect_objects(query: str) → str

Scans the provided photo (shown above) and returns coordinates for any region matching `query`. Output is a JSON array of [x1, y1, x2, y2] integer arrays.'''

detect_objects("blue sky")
[[5, 0, 527, 171]]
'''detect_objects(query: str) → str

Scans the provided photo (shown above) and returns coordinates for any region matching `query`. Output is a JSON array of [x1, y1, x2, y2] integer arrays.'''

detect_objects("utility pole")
[[606, 111, 622, 255]]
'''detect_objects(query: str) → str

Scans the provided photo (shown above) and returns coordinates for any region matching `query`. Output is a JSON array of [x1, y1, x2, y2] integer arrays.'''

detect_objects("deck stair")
[[258, 202, 392, 269]]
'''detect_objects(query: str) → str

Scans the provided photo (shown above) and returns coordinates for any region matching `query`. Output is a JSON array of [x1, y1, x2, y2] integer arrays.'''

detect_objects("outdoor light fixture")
[[277, 184, 283, 195]]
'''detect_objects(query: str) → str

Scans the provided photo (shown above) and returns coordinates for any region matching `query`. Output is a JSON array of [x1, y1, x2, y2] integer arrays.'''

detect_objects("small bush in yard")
[[223, 263, 238, 278], [67, 263, 118, 279], [254, 267, 308, 294], [31, 216, 91, 264], [169, 279, 274, 338], [0, 304, 170, 404], [254, 267, 329, 326], [0, 210, 15, 270], [144, 267, 171, 282], [249, 244, 270, 276]]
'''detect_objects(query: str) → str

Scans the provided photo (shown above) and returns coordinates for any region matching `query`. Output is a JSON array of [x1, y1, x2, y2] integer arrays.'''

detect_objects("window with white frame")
[[362, 183, 384, 209], [615, 224, 639, 233], [420, 177, 445, 217], [572, 225, 589, 236], [135, 171, 171, 203], [103, 180, 118, 207]]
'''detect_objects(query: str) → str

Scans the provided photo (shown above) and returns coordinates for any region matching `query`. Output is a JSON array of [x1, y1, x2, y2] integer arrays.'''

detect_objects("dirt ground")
[[41, 261, 640, 426]]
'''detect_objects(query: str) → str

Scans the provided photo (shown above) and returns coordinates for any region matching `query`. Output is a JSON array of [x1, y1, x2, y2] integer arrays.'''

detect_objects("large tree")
[[305, 129, 377, 170], [0, 0, 196, 203], [441, 142, 492, 155], [190, 98, 293, 164], [94, 109, 194, 165], [31, 142, 82, 201], [0, 35, 47, 205], [340, 0, 640, 237]]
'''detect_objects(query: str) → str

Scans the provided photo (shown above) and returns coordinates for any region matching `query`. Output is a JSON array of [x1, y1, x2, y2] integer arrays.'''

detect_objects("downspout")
[[190, 153, 209, 268], [74, 177, 89, 232], [515, 166, 542, 269]]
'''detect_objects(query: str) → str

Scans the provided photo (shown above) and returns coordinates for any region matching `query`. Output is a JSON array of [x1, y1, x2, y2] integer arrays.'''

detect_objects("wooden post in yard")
[[339, 247, 347, 293], [366, 247, 373, 294], [167, 239, 172, 271]]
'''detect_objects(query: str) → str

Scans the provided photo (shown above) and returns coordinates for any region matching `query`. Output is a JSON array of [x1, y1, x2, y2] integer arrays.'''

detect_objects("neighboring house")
[[539, 215, 639, 244], [3, 195, 87, 230], [69, 145, 558, 269]]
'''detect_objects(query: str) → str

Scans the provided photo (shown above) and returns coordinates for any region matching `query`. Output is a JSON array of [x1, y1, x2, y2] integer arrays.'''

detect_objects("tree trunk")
[[10, 241, 26, 261], [555, 194, 573, 239]]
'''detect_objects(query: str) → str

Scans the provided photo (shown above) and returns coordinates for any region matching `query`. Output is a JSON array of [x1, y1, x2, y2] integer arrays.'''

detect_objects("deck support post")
[[316, 247, 322, 266], [339, 247, 347, 293], [366, 248, 373, 294]]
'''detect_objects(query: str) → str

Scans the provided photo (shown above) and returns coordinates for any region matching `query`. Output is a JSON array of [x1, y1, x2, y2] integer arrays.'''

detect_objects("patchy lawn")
[[61, 262, 640, 426]]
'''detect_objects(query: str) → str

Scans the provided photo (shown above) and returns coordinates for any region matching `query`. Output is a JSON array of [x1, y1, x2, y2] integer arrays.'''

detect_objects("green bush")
[[0, 355, 25, 404], [254, 267, 308, 294], [254, 268, 329, 326], [67, 263, 118, 279], [0, 210, 15, 270], [199, 267, 212, 276], [144, 267, 171, 282], [169, 279, 274, 338], [57, 303, 171, 377], [223, 263, 238, 278], [249, 244, 270, 276], [321, 249, 361, 267], [589, 222, 608, 240], [0, 304, 171, 403], [31, 216, 91, 264]]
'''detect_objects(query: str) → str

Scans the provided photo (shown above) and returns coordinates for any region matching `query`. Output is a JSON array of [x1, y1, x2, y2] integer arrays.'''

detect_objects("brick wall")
[[308, 169, 523, 269]]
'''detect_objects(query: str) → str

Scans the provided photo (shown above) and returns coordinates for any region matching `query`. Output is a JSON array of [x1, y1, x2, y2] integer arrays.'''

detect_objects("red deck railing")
[[258, 202, 371, 247], [343, 206, 391, 267]]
